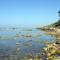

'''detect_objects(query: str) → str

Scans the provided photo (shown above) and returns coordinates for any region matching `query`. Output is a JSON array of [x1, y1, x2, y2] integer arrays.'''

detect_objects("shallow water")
[[0, 28, 56, 59]]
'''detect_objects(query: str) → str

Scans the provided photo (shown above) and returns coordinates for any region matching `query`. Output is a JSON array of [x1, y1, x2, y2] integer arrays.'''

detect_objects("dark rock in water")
[[56, 42, 59, 44], [56, 41, 60, 44]]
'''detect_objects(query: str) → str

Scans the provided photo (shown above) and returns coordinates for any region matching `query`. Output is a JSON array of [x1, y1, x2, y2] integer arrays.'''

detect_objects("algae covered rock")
[[43, 43, 58, 60]]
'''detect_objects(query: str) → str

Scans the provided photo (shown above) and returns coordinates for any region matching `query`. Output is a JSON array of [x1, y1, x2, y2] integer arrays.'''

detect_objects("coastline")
[[40, 27, 60, 40]]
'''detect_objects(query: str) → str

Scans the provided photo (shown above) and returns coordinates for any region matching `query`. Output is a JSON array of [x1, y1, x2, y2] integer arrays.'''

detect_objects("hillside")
[[53, 20, 60, 28]]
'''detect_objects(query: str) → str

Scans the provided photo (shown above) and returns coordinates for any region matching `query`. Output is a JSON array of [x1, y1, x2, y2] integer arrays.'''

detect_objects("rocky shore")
[[40, 27, 60, 42], [39, 27, 60, 60]]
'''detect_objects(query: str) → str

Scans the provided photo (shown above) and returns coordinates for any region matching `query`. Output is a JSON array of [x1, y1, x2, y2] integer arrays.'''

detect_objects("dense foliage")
[[53, 20, 60, 27]]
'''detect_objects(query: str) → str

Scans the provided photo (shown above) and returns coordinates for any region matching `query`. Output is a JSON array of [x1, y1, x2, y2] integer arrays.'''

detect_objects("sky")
[[0, 0, 60, 28]]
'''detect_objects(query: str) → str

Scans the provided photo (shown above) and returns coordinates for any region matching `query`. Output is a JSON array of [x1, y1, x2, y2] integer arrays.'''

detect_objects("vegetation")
[[52, 20, 60, 27]]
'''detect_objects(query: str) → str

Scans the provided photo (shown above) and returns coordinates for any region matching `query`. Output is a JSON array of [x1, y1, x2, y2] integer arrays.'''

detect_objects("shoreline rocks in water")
[[38, 26, 60, 60], [40, 27, 60, 43]]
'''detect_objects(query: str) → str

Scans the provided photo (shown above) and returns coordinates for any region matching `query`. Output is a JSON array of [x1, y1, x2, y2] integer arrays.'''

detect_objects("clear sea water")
[[0, 28, 56, 59]]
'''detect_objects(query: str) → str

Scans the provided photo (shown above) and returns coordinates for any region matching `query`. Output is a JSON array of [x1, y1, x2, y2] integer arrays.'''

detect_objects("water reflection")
[[0, 28, 56, 60]]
